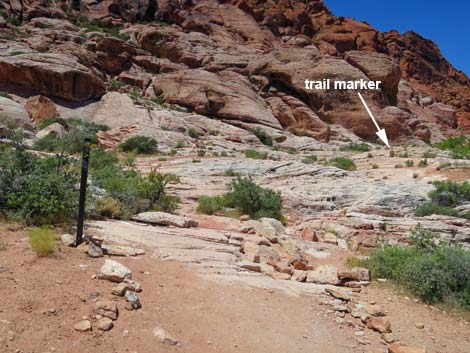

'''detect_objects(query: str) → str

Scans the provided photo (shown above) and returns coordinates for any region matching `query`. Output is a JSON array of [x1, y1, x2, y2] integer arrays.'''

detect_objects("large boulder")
[[0, 96, 34, 130], [0, 53, 106, 101], [266, 95, 330, 141], [152, 69, 283, 129], [24, 95, 60, 125], [344, 51, 402, 104], [306, 265, 338, 285]]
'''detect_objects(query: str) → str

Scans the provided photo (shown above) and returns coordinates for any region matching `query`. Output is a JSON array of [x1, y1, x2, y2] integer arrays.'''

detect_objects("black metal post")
[[76, 138, 91, 246]]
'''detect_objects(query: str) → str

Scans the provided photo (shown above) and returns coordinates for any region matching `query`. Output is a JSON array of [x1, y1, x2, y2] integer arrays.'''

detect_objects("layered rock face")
[[0, 0, 468, 141]]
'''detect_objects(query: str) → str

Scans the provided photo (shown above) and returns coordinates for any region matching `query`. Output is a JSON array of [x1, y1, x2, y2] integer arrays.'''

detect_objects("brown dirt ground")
[[1, 223, 469, 353]]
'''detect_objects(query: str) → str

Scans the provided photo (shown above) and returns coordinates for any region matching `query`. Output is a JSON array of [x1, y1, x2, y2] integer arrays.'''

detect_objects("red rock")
[[0, 53, 106, 101], [24, 95, 59, 125], [299, 226, 318, 242], [367, 317, 391, 333], [387, 343, 427, 353]]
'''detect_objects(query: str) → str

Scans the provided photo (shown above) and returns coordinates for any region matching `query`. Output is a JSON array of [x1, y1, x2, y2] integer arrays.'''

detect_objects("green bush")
[[359, 227, 470, 307], [37, 117, 67, 130], [226, 177, 283, 220], [252, 128, 273, 146], [0, 143, 79, 225], [340, 142, 370, 152], [405, 160, 414, 167], [119, 136, 158, 154], [435, 135, 470, 159], [197, 177, 284, 221], [415, 202, 458, 218], [95, 197, 127, 219], [301, 155, 318, 164], [328, 157, 357, 171], [28, 227, 56, 257], [197, 195, 227, 215], [415, 180, 470, 219], [89, 149, 118, 170], [418, 159, 428, 167], [244, 149, 268, 160], [34, 119, 109, 154], [187, 128, 200, 139]]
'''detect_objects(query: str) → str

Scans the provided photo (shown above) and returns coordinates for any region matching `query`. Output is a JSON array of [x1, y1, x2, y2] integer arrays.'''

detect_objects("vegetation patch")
[[415, 180, 470, 219], [197, 177, 284, 221], [244, 149, 268, 160], [340, 142, 370, 152], [252, 128, 273, 146], [435, 135, 470, 159], [328, 157, 357, 171], [119, 136, 158, 154], [353, 226, 470, 308], [28, 227, 56, 257]]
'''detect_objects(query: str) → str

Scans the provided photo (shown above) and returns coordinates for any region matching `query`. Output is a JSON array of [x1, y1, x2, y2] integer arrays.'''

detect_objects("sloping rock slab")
[[102, 244, 145, 257], [131, 212, 198, 228]]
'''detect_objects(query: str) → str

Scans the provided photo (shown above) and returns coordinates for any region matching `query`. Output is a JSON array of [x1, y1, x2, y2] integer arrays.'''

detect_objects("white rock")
[[154, 327, 179, 345], [98, 259, 132, 283], [131, 212, 198, 228]]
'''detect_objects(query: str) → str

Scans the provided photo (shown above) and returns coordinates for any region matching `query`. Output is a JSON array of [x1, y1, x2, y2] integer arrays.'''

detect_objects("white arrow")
[[357, 92, 390, 148]]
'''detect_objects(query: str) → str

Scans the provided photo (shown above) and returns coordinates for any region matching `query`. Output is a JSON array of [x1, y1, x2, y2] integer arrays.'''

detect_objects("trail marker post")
[[75, 137, 91, 246]]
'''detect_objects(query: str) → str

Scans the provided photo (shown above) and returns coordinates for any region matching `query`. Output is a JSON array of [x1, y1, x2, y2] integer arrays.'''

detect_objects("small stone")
[[415, 322, 424, 329], [381, 333, 397, 343], [154, 327, 179, 345], [365, 304, 385, 317], [95, 300, 118, 320], [98, 259, 132, 283], [240, 215, 250, 221], [87, 243, 103, 258], [125, 290, 142, 310], [387, 342, 427, 353], [291, 270, 307, 282], [325, 287, 351, 301], [377, 278, 387, 283], [95, 317, 114, 331], [239, 261, 262, 273], [74, 320, 92, 332], [112, 283, 128, 297], [367, 317, 391, 333], [270, 272, 292, 280], [61, 234, 75, 247]]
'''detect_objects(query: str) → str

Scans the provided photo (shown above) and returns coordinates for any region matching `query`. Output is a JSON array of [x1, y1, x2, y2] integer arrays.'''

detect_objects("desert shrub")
[[197, 195, 227, 215], [244, 149, 268, 160], [429, 180, 470, 207], [415, 202, 458, 218], [92, 165, 180, 216], [95, 197, 127, 219], [435, 135, 470, 159], [340, 142, 370, 152], [34, 119, 109, 154], [119, 136, 158, 154], [128, 88, 142, 99], [28, 227, 56, 257], [418, 159, 428, 167], [328, 157, 356, 171], [89, 149, 118, 170], [226, 177, 283, 220], [224, 169, 241, 177], [0, 91, 13, 100], [109, 79, 126, 89], [37, 117, 67, 130], [197, 177, 284, 221], [252, 128, 273, 146], [422, 151, 437, 158], [187, 128, 200, 139], [0, 113, 17, 129], [0, 141, 79, 225], [372, 164, 379, 169], [197, 149, 206, 157], [360, 227, 470, 307], [301, 155, 318, 164], [405, 160, 414, 167], [394, 164, 403, 168]]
